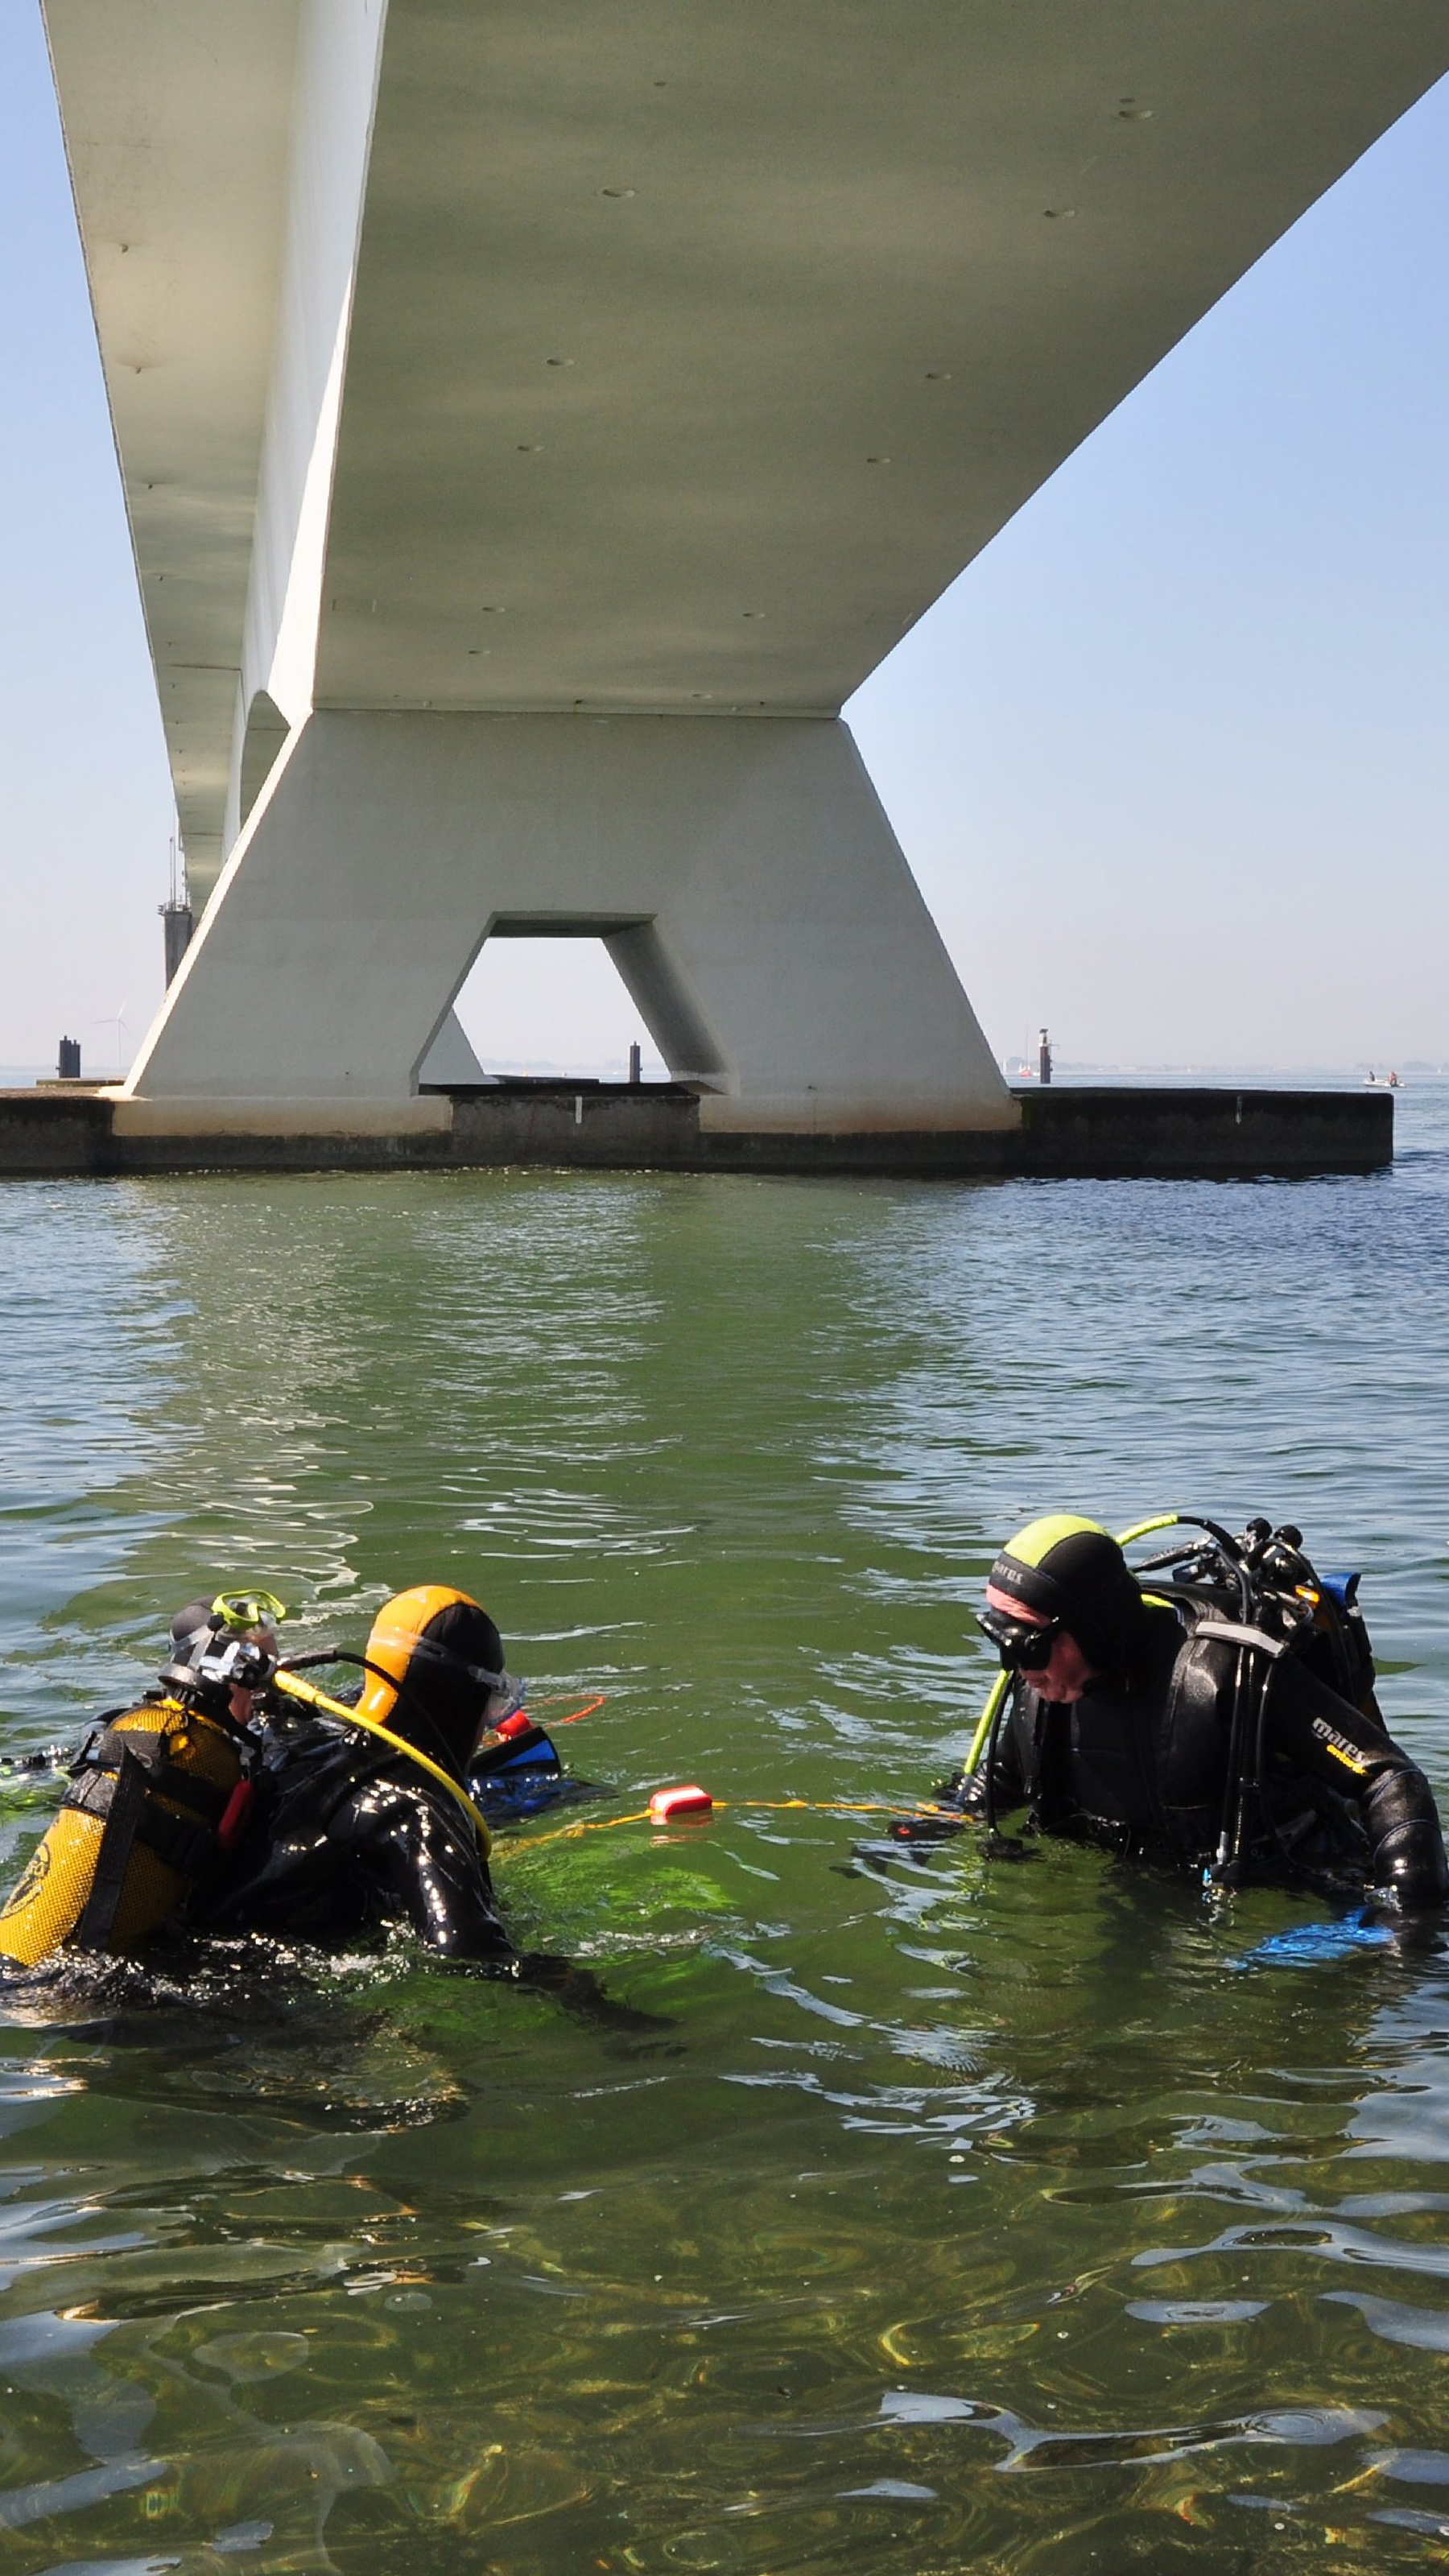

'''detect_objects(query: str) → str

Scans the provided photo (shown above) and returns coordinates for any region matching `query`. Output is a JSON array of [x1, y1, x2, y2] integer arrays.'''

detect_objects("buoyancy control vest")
[[1010, 1605, 1273, 1847], [0, 1697, 251, 1967], [1009, 1605, 1226, 1853]]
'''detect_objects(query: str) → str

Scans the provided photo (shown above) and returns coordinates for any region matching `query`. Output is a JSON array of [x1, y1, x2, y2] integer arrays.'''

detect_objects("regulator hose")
[[279, 1649, 467, 1785], [270, 1667, 491, 1853]]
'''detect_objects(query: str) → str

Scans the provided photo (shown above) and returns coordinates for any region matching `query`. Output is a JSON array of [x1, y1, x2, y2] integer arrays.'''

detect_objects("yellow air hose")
[[963, 1670, 1009, 1779], [270, 1670, 491, 1856]]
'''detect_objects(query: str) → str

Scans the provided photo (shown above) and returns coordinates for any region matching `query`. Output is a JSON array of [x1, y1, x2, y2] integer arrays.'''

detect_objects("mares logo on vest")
[[1311, 1713, 1370, 1776]]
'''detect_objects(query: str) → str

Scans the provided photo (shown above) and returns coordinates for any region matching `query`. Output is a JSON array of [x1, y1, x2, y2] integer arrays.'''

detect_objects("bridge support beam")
[[125, 711, 1012, 1134]]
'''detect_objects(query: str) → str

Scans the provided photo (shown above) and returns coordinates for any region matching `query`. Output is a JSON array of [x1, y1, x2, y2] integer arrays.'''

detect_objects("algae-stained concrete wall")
[[0, 1088, 1392, 1182]]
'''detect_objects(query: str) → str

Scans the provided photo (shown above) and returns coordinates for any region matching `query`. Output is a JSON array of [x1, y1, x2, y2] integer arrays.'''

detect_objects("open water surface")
[[2, 1089, 1449, 2574]]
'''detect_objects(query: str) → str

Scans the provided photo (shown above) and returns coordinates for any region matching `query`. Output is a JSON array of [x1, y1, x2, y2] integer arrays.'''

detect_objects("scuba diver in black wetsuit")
[[0, 1587, 645, 2031], [198, 1585, 518, 1960], [196, 1584, 659, 2023], [914, 1514, 1448, 1913], [0, 1586, 518, 1970]]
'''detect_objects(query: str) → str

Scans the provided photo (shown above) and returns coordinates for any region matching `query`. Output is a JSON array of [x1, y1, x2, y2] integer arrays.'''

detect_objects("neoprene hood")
[[358, 1587, 507, 1766], [988, 1516, 1147, 1674]]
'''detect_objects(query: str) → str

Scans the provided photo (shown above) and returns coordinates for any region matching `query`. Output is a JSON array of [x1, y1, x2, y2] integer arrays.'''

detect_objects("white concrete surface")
[[43, 0, 302, 895], [125, 712, 1013, 1130], [111, 1093, 451, 1139], [230, 0, 387, 853], [416, 1011, 486, 1088]]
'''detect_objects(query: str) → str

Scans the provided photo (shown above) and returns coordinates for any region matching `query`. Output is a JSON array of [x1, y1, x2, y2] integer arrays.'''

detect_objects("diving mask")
[[211, 1590, 288, 1635], [978, 1604, 1063, 1673]]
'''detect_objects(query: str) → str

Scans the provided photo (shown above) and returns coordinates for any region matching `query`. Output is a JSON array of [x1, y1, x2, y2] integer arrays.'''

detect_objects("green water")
[[3, 1129, 1449, 2573]]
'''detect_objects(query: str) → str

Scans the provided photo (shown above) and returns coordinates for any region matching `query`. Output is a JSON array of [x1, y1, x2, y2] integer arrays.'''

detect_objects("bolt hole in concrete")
[[449, 937, 668, 1083]]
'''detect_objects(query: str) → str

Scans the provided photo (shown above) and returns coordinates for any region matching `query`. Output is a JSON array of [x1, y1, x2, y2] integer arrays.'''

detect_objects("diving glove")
[[1365, 1766, 1449, 1913]]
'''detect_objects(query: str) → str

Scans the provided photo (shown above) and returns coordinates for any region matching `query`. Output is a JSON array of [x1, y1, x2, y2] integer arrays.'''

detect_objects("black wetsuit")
[[958, 1605, 1447, 1906], [197, 1716, 514, 1961]]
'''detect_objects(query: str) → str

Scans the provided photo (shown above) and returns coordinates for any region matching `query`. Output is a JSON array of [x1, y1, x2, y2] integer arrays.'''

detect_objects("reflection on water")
[[0, 1088, 1447, 2569]]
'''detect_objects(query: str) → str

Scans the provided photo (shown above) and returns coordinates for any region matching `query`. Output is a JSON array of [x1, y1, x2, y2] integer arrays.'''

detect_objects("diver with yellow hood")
[[196, 1585, 520, 1959], [0, 1586, 529, 1969]]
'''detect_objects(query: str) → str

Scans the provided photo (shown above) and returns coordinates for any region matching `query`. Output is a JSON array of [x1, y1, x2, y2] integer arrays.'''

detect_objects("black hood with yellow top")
[[989, 1514, 1148, 1674], [356, 1587, 508, 1770]]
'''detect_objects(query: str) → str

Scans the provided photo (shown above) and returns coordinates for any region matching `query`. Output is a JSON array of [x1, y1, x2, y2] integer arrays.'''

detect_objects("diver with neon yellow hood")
[[919, 1512, 1448, 1910]]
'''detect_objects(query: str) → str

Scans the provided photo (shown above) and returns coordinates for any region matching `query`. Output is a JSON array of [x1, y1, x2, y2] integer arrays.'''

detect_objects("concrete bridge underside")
[[42, 0, 1449, 1133]]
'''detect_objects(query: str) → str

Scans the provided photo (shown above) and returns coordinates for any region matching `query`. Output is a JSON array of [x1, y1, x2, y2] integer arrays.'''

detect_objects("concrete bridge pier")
[[123, 709, 1013, 1137]]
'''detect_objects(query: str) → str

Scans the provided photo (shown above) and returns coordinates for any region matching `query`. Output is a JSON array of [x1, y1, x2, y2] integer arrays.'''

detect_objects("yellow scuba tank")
[[0, 1698, 249, 1970]]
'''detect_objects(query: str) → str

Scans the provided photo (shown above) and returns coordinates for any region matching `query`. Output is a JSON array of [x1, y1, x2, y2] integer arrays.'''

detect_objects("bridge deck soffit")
[[42, 1, 1449, 864], [316, 0, 1449, 714], [43, 0, 301, 886]]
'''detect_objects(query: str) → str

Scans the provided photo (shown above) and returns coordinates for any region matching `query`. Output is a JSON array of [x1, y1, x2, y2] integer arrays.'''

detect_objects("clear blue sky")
[[2, 1, 1446, 1078]]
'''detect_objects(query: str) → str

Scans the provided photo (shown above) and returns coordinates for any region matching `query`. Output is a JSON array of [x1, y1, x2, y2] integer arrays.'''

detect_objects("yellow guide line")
[[518, 1797, 957, 1850]]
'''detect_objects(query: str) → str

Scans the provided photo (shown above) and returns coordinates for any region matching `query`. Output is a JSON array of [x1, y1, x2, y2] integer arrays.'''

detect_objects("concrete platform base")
[[122, 712, 1013, 1137], [0, 1084, 1391, 1180]]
